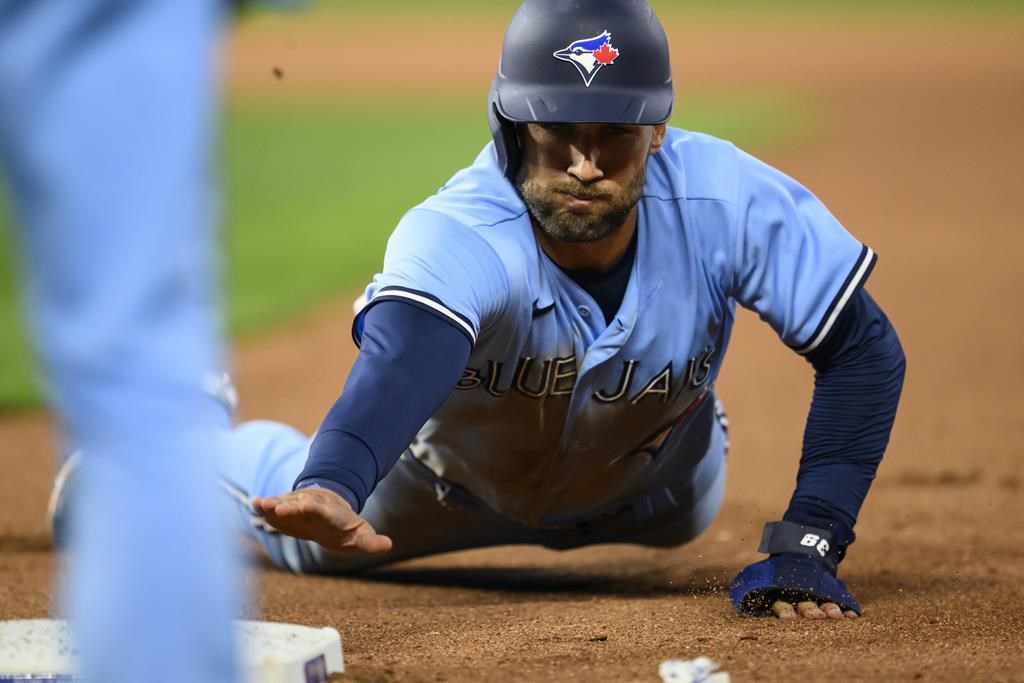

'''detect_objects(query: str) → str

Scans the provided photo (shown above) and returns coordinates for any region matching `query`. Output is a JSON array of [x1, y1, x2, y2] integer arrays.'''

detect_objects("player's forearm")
[[295, 300, 472, 511], [785, 288, 906, 544]]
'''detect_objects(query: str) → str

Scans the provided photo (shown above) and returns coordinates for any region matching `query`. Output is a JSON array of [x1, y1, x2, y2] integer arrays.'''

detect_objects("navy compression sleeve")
[[783, 288, 906, 545], [294, 300, 472, 511]]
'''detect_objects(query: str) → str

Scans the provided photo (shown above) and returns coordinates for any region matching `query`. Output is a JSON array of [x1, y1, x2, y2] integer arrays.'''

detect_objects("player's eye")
[[540, 123, 574, 136]]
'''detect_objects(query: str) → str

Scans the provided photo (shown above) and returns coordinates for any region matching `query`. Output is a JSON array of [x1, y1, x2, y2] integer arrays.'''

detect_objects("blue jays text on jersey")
[[453, 345, 716, 404], [352, 127, 876, 528]]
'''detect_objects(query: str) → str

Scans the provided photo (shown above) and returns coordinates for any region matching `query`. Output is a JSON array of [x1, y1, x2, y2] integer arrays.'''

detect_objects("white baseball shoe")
[[45, 449, 82, 548]]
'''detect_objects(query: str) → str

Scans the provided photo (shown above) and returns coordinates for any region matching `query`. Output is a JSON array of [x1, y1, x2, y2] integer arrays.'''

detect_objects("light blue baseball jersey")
[[355, 127, 875, 528]]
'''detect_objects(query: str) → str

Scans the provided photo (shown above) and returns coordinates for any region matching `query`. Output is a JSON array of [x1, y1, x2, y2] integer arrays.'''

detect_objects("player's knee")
[[232, 420, 308, 453]]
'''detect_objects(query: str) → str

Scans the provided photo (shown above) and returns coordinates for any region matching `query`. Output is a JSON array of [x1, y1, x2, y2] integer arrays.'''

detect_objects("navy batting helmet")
[[488, 0, 674, 179]]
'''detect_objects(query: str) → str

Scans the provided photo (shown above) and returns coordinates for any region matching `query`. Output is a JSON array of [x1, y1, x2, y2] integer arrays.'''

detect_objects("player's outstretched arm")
[[251, 300, 473, 556], [293, 300, 474, 513], [730, 288, 905, 620], [252, 488, 393, 556]]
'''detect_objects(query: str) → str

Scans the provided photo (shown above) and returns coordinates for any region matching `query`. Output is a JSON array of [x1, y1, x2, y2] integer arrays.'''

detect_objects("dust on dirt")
[[2, 10, 1023, 682]]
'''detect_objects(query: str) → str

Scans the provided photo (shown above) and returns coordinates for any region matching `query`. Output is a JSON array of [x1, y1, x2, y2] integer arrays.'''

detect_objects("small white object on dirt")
[[659, 656, 731, 683], [0, 619, 343, 683]]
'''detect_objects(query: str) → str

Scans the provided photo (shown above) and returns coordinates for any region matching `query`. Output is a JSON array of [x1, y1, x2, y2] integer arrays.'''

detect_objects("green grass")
[[0, 94, 811, 409], [221, 105, 492, 332], [0, 216, 40, 411]]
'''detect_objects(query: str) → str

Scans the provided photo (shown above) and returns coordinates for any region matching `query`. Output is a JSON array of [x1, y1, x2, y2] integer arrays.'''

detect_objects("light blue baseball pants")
[[0, 1, 238, 681]]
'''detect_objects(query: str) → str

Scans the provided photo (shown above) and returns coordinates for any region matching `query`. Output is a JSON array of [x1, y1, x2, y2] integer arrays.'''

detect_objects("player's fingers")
[[272, 501, 301, 517], [796, 601, 826, 619], [771, 601, 797, 620], [821, 602, 844, 619], [351, 531, 393, 556], [250, 493, 292, 516], [843, 610, 859, 619], [254, 494, 314, 517], [251, 496, 279, 513]]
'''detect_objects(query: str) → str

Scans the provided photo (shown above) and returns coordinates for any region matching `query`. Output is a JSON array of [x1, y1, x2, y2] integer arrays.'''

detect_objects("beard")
[[516, 163, 647, 244]]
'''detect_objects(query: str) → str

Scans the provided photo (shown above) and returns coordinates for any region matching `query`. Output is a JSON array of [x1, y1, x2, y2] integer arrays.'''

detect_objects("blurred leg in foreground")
[[0, 1, 239, 681]]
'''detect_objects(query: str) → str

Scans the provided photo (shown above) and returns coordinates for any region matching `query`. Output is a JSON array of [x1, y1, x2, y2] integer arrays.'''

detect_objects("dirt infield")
[[3, 10, 1024, 682]]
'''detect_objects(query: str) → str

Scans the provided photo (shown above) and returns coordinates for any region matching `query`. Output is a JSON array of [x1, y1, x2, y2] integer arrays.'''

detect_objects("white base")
[[0, 619, 343, 683], [659, 657, 731, 683]]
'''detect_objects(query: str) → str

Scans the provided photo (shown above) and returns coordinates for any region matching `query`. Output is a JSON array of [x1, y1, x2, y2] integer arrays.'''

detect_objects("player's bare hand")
[[252, 488, 393, 556], [771, 600, 858, 620]]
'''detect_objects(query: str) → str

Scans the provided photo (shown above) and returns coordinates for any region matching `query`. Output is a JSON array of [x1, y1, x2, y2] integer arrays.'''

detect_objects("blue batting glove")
[[730, 520, 861, 616]]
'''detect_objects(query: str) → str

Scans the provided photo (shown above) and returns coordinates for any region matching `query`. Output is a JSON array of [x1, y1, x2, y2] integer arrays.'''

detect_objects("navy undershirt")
[[556, 228, 638, 325], [297, 288, 905, 555]]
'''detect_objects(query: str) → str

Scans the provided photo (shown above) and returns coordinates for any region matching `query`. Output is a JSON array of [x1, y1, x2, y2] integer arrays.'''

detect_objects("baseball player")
[[0, 1, 239, 680], [221, 0, 906, 620]]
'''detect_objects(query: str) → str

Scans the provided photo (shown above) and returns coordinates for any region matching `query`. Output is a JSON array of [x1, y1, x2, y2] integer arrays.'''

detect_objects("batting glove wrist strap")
[[757, 520, 842, 573], [729, 521, 861, 617]]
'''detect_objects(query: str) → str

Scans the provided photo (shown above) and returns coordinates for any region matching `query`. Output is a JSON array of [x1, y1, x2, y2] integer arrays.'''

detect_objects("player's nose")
[[567, 144, 604, 183]]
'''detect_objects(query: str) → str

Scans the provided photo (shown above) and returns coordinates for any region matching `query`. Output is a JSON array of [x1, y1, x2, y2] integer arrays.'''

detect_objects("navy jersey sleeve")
[[295, 300, 472, 511], [731, 150, 876, 353], [784, 288, 906, 544]]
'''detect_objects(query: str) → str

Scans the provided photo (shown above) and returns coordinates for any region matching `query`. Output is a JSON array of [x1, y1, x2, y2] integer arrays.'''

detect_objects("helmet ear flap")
[[488, 94, 522, 182]]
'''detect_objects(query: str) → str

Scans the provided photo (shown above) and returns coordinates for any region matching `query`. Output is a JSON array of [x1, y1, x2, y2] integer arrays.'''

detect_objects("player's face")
[[516, 122, 666, 243]]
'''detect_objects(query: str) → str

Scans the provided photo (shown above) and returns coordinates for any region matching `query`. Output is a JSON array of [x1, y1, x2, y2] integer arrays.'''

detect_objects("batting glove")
[[729, 520, 861, 616]]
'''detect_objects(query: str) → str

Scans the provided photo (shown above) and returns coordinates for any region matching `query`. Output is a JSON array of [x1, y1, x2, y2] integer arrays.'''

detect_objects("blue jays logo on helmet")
[[552, 31, 620, 88]]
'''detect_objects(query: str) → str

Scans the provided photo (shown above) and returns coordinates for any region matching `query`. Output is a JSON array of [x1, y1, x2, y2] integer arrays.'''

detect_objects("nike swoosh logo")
[[532, 302, 555, 317]]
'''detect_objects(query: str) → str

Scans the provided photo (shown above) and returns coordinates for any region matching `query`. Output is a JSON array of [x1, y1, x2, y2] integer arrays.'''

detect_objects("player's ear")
[[648, 124, 667, 155]]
